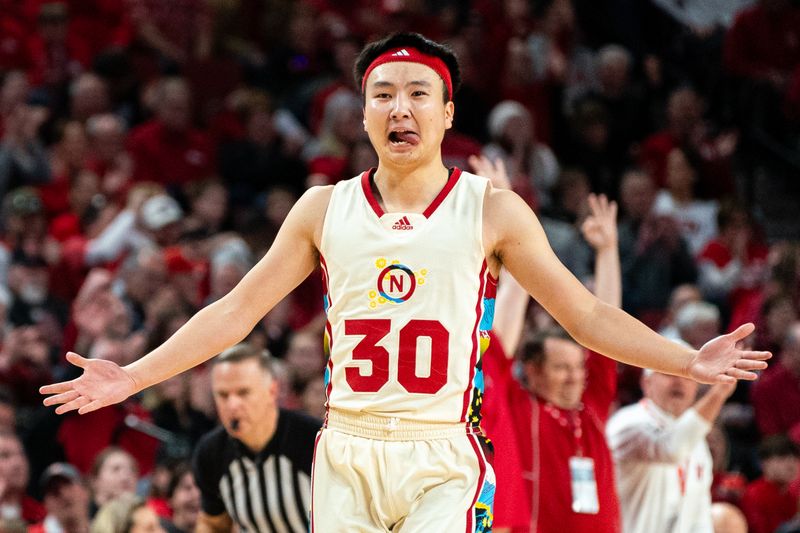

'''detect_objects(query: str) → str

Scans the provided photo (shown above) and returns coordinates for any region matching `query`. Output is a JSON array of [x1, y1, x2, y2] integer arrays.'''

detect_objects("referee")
[[192, 343, 320, 533]]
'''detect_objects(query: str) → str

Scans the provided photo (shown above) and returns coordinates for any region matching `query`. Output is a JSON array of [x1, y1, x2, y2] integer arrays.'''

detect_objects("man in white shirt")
[[606, 366, 734, 533]]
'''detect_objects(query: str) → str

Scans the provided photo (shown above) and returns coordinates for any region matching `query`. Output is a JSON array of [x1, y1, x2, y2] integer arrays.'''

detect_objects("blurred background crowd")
[[0, 0, 800, 531]]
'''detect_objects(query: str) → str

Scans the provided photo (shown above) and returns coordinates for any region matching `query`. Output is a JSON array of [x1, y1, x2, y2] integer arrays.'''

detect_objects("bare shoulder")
[[483, 185, 530, 220], [288, 185, 334, 247], [295, 184, 334, 217], [482, 184, 542, 261]]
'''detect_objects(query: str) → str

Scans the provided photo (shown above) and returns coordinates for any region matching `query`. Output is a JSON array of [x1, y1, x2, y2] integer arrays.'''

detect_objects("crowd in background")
[[1, 0, 800, 531]]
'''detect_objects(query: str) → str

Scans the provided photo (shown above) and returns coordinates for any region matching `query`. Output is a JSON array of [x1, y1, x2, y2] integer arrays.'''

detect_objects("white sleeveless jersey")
[[319, 168, 496, 426]]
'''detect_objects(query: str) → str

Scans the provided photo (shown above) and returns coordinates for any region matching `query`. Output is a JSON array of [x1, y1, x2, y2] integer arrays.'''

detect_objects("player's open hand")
[[688, 323, 771, 384], [39, 352, 138, 415]]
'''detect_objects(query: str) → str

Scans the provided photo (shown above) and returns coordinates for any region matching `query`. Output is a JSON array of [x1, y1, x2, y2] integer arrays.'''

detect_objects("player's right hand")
[[39, 352, 138, 415]]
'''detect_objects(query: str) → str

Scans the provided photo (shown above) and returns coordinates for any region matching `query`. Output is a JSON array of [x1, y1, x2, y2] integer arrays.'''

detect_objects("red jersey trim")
[[461, 260, 488, 423], [359, 167, 463, 219], [319, 254, 334, 426], [360, 169, 384, 217], [423, 167, 462, 218]]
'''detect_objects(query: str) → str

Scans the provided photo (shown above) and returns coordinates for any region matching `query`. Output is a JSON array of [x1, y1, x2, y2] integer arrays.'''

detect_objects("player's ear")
[[444, 101, 454, 130]]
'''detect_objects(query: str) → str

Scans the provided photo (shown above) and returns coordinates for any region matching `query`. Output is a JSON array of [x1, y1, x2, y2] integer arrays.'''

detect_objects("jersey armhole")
[[317, 184, 339, 256], [479, 178, 500, 279]]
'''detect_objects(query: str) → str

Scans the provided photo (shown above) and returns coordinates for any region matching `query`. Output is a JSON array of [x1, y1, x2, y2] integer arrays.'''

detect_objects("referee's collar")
[[229, 409, 284, 459]]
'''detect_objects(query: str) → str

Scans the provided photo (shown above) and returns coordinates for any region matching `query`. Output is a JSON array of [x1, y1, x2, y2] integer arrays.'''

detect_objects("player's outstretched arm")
[[40, 186, 332, 415], [485, 188, 770, 384]]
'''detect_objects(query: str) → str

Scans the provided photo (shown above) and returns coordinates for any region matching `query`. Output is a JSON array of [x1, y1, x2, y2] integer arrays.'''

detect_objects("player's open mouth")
[[388, 130, 420, 146]]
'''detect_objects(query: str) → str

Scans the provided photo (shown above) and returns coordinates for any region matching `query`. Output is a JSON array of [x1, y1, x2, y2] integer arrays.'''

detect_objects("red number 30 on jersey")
[[343, 319, 449, 394]]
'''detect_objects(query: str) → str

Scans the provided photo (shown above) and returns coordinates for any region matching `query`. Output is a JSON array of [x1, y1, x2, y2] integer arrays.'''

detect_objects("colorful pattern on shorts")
[[466, 275, 497, 427], [474, 446, 495, 532]]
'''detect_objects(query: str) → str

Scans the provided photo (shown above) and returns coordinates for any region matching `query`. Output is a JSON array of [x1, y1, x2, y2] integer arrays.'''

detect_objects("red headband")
[[361, 47, 453, 100]]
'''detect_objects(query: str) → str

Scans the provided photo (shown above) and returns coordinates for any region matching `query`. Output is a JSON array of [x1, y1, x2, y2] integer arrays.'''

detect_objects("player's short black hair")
[[354, 32, 461, 103]]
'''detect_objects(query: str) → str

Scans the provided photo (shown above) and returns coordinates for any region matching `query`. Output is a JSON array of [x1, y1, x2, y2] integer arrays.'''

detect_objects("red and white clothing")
[[606, 400, 714, 533], [313, 168, 496, 532], [319, 168, 495, 425], [127, 120, 215, 187], [482, 334, 531, 531], [506, 351, 620, 533], [697, 237, 768, 324], [652, 191, 718, 256]]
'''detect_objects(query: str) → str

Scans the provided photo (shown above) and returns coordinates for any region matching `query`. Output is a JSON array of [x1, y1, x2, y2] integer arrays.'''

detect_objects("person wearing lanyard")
[[502, 194, 622, 533]]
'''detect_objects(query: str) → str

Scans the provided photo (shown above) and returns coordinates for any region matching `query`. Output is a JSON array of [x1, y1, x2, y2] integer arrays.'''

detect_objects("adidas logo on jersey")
[[391, 49, 411, 57], [392, 216, 413, 230]]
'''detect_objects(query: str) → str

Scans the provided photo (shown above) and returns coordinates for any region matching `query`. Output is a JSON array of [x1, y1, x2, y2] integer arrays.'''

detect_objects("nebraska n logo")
[[391, 49, 411, 57], [392, 216, 413, 230], [368, 257, 427, 308]]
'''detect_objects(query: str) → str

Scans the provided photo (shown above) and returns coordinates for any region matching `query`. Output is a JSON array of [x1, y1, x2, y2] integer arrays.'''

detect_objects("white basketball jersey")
[[319, 168, 496, 426]]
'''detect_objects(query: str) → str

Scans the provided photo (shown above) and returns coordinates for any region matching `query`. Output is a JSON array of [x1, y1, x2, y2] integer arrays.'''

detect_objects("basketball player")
[[41, 33, 770, 532]]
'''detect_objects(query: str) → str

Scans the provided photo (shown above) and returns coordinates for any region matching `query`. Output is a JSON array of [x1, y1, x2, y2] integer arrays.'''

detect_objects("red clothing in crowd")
[[127, 120, 215, 187], [506, 350, 620, 533], [0, 13, 32, 72], [724, 3, 800, 81], [63, 0, 133, 56], [741, 478, 798, 533], [481, 334, 531, 532], [20, 495, 46, 524], [128, 0, 210, 59], [698, 237, 769, 325], [57, 402, 160, 475], [750, 363, 800, 440], [25, 30, 93, 88], [637, 130, 735, 197]]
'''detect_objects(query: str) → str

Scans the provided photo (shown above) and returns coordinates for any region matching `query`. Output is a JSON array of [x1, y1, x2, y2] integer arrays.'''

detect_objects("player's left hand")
[[688, 323, 771, 384]]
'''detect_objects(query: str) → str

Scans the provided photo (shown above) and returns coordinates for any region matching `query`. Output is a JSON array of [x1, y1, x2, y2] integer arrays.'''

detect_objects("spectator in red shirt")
[[85, 113, 133, 204], [63, 0, 134, 58], [56, 337, 158, 476], [751, 322, 800, 441], [25, 2, 92, 90], [501, 194, 622, 533], [129, 0, 212, 67], [724, 0, 800, 89], [697, 201, 769, 326], [38, 120, 89, 216], [723, 0, 800, 138], [0, 429, 45, 524], [741, 434, 800, 533], [127, 77, 214, 188], [638, 86, 737, 197], [0, 6, 33, 75]]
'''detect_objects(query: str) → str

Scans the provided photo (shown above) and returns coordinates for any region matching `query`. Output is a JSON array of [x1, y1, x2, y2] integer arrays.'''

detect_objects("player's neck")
[[372, 159, 450, 213]]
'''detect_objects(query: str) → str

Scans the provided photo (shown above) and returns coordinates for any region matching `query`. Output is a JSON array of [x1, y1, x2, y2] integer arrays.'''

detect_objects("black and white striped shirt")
[[192, 409, 320, 533]]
